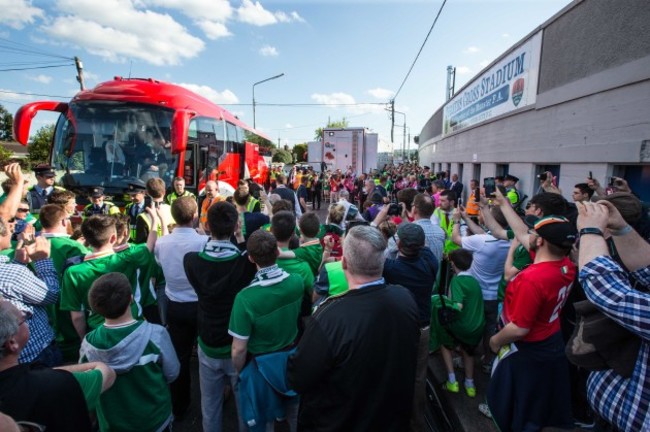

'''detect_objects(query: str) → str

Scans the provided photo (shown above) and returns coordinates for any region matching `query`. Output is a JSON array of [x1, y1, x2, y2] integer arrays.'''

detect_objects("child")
[[431, 248, 485, 398], [60, 211, 159, 338], [278, 212, 323, 276], [80, 273, 180, 431]]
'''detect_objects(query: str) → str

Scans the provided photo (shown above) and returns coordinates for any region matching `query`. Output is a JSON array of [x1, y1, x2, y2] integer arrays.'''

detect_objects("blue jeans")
[[198, 346, 243, 432]]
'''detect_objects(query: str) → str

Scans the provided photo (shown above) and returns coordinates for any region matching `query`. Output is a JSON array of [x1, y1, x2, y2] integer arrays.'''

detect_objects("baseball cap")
[[90, 187, 105, 198], [397, 223, 425, 250], [33, 164, 55, 178], [526, 215, 577, 248]]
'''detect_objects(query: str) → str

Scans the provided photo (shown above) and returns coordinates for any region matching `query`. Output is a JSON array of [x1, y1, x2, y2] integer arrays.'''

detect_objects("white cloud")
[[197, 20, 231, 40], [311, 92, 386, 115], [176, 83, 239, 105], [259, 45, 278, 57], [42, 0, 205, 66], [27, 74, 53, 84], [0, 0, 44, 29], [83, 71, 101, 83], [143, 0, 232, 21], [142, 0, 233, 39], [367, 88, 394, 100], [478, 59, 490, 68], [0, 88, 33, 101], [285, 123, 293, 129], [311, 92, 355, 107], [290, 12, 305, 23], [463, 46, 480, 54], [456, 66, 472, 75], [502, 33, 510, 38], [237, 0, 304, 26], [238, 0, 276, 26]]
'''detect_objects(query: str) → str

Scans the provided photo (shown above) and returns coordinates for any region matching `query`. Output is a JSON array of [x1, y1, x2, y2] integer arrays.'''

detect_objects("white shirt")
[[154, 227, 209, 302], [461, 233, 510, 301]]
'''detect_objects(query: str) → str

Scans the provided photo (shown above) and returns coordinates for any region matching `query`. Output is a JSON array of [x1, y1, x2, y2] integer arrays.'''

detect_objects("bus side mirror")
[[171, 109, 196, 153], [13, 101, 68, 145]]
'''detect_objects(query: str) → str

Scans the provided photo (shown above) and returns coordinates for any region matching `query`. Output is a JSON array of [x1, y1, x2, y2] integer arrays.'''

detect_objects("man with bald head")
[[199, 181, 223, 234], [287, 225, 420, 431]]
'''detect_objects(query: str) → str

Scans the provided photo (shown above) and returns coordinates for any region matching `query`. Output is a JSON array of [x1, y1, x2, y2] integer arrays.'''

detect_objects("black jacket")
[[287, 283, 420, 431]]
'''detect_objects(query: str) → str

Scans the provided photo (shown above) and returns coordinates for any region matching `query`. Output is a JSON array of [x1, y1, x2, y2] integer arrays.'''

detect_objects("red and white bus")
[[13, 77, 271, 200]]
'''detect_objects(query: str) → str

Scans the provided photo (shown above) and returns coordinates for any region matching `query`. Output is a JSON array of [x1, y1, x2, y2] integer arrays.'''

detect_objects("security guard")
[[503, 174, 522, 209], [26, 164, 64, 215], [82, 187, 120, 218], [123, 181, 147, 242], [165, 176, 196, 205]]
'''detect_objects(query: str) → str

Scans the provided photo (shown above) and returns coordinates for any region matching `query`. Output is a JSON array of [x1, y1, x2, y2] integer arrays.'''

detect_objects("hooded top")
[[80, 320, 180, 432]]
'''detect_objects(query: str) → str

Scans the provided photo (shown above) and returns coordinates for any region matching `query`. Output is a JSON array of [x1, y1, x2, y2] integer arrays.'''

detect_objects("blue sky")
[[0, 0, 572, 152]]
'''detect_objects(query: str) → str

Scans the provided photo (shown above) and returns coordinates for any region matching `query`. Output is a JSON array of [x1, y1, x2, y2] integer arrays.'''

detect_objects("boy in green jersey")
[[61, 210, 160, 339], [39, 204, 89, 362], [278, 212, 323, 276], [229, 230, 305, 430], [271, 211, 314, 295], [432, 248, 485, 398], [80, 273, 179, 432]]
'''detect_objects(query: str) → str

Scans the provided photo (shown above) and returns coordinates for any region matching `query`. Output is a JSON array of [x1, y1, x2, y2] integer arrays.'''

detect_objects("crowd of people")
[[0, 160, 648, 432]]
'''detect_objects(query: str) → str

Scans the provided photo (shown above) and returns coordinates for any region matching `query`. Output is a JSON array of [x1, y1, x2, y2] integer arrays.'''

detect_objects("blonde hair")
[[327, 203, 346, 225]]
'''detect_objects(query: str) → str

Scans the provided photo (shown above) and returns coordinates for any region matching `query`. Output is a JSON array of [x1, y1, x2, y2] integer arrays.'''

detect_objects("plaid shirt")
[[0, 256, 58, 363], [579, 256, 650, 432]]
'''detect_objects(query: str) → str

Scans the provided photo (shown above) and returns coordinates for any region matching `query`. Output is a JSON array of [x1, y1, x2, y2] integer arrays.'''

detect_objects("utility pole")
[[75, 56, 85, 91], [403, 121, 406, 161], [390, 99, 395, 143]]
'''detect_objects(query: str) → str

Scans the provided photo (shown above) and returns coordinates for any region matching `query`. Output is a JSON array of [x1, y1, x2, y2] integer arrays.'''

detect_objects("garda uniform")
[[83, 187, 120, 218], [27, 164, 64, 214], [124, 182, 147, 242], [165, 190, 196, 206], [504, 174, 523, 211], [433, 207, 460, 255]]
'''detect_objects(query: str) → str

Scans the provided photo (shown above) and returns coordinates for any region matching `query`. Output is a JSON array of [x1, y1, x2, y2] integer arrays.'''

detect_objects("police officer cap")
[[33, 164, 55, 177], [126, 181, 146, 194], [504, 174, 519, 183], [91, 187, 105, 198]]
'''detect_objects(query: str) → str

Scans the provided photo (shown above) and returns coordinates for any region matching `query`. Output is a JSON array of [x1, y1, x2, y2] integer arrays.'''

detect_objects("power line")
[[0, 37, 74, 61], [393, 0, 448, 100], [0, 63, 74, 72], [222, 102, 389, 107], [0, 90, 70, 99]]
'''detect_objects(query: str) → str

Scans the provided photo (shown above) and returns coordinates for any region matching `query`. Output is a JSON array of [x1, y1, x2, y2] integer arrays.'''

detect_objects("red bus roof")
[[72, 77, 270, 140]]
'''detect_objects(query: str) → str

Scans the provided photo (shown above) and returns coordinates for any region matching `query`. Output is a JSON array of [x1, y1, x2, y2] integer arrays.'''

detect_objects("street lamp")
[[252, 73, 284, 129]]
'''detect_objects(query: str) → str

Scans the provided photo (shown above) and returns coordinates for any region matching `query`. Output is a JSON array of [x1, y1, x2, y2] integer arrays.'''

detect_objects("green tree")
[[293, 143, 308, 162], [314, 117, 349, 141], [28, 124, 55, 166], [272, 149, 292, 164], [0, 104, 13, 141], [0, 145, 13, 166]]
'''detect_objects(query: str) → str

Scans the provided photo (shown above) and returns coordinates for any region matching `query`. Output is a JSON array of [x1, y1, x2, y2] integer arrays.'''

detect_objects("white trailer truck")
[[308, 127, 378, 175]]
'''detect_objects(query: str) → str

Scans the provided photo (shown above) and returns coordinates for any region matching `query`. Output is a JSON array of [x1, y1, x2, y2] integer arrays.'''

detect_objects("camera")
[[387, 202, 401, 216], [537, 172, 548, 182]]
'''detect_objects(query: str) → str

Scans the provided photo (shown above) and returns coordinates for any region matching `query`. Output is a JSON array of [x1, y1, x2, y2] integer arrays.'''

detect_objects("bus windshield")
[[52, 101, 178, 195]]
